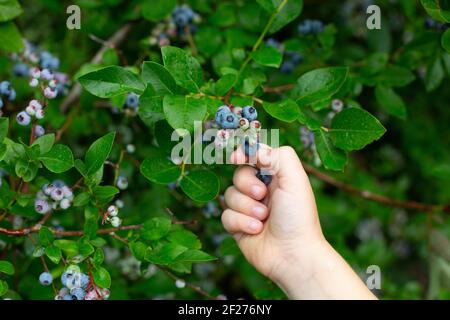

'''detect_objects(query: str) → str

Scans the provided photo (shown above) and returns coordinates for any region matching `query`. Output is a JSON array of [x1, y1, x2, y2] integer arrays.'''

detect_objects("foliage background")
[[1, 0, 450, 300]]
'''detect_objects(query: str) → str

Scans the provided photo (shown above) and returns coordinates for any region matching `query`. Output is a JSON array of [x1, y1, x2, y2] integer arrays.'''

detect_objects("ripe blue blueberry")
[[35, 125, 45, 137], [35, 199, 50, 214], [214, 105, 231, 125], [256, 170, 272, 185], [17, 111, 31, 126], [70, 287, 86, 300], [39, 272, 53, 286], [125, 92, 139, 108], [8, 89, 16, 101], [221, 113, 240, 129], [13, 63, 29, 77], [242, 106, 257, 121], [243, 139, 258, 157], [0, 81, 12, 96]]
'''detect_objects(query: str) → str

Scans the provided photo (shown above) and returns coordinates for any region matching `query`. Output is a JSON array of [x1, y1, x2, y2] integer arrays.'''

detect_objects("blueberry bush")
[[1, 0, 450, 300]]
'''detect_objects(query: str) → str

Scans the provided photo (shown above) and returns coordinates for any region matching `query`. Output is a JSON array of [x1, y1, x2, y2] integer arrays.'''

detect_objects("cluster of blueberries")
[[41, 266, 110, 300], [214, 105, 272, 185], [298, 19, 325, 35], [12, 41, 68, 97], [104, 205, 122, 228], [148, 5, 200, 48], [266, 38, 303, 74], [34, 180, 73, 214], [16, 99, 45, 126], [425, 17, 449, 31], [0, 81, 17, 110]]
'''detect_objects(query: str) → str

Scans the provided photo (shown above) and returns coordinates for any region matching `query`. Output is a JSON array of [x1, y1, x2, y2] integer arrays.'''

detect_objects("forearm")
[[275, 240, 377, 300]]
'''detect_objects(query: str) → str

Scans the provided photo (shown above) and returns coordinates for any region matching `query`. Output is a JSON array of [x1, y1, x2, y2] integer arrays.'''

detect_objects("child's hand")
[[222, 146, 376, 300]]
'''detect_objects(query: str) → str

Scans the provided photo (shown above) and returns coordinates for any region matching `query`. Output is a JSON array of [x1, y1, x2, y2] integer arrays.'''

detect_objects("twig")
[[55, 105, 80, 142], [0, 212, 52, 236], [60, 23, 134, 113], [303, 163, 450, 213], [184, 25, 198, 56]]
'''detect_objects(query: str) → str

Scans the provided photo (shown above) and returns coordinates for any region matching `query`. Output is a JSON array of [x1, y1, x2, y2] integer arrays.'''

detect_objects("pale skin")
[[222, 145, 377, 300]]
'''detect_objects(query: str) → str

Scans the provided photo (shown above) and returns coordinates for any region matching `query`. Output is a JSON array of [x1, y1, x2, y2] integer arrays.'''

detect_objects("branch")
[[0, 212, 52, 236], [59, 22, 134, 113], [303, 163, 450, 214]]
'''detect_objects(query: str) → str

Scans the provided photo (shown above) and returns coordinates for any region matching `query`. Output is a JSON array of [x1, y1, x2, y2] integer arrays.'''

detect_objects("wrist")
[[272, 236, 333, 299]]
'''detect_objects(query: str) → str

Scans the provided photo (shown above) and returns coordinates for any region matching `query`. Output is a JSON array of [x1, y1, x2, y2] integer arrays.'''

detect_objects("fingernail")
[[248, 220, 261, 232], [253, 206, 266, 219], [251, 185, 263, 198]]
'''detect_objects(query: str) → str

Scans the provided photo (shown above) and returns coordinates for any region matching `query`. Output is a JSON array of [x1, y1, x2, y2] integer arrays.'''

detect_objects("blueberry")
[[81, 273, 90, 289], [256, 170, 272, 185], [214, 105, 231, 126], [125, 92, 139, 108], [0, 81, 11, 96], [288, 52, 303, 65], [34, 125, 45, 137], [117, 176, 129, 190], [266, 38, 281, 49], [16, 111, 31, 126], [243, 139, 258, 157], [8, 89, 16, 101], [13, 63, 29, 77], [61, 272, 69, 286], [39, 272, 53, 286], [35, 199, 50, 214], [63, 294, 74, 300], [0, 98, 3, 109], [280, 61, 295, 74], [221, 113, 240, 129], [242, 106, 257, 121], [70, 287, 86, 300]]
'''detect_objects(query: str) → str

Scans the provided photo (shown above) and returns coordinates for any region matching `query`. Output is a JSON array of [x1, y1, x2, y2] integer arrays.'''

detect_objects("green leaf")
[[129, 241, 147, 261], [78, 66, 145, 98], [0, 260, 14, 275], [262, 99, 300, 122], [425, 56, 445, 92], [0, 280, 8, 296], [215, 74, 236, 96], [163, 95, 207, 132], [370, 65, 415, 88], [39, 226, 54, 246], [73, 192, 91, 207], [162, 46, 203, 92], [141, 0, 176, 21], [251, 45, 283, 68], [293, 67, 349, 107], [15, 159, 38, 182], [167, 230, 201, 249], [180, 170, 220, 202], [92, 249, 104, 266], [0, 0, 22, 22], [421, 0, 450, 23], [142, 217, 172, 241], [92, 266, 111, 288], [314, 129, 348, 171], [0, 21, 23, 52], [84, 132, 115, 176], [141, 61, 176, 95], [0, 117, 8, 142], [45, 246, 62, 264], [93, 185, 119, 203], [54, 240, 79, 256], [329, 108, 386, 151], [145, 243, 188, 264], [39, 144, 74, 173], [174, 249, 216, 262], [138, 85, 165, 127], [140, 156, 181, 184], [442, 29, 450, 53], [32, 133, 55, 155], [269, 0, 303, 34], [374, 86, 407, 119]]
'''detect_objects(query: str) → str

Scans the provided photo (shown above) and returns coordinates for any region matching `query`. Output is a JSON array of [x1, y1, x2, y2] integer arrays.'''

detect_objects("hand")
[[222, 146, 376, 300]]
